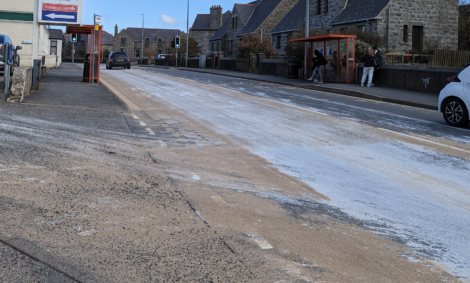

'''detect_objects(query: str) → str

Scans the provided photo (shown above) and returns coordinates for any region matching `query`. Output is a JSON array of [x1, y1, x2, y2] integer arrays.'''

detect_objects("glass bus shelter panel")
[[348, 38, 355, 82], [324, 40, 338, 81]]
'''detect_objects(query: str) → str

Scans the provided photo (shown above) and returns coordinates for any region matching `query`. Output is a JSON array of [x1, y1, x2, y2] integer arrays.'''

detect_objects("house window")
[[359, 25, 366, 32], [158, 50, 161, 54], [136, 49, 140, 57], [324, 0, 328, 13], [50, 40, 57, 55], [317, 0, 321, 15], [158, 38, 162, 43], [121, 37, 126, 45], [232, 18, 235, 29], [145, 38, 149, 46], [403, 25, 408, 43], [120, 48, 126, 52], [235, 17, 238, 28], [276, 35, 281, 49]]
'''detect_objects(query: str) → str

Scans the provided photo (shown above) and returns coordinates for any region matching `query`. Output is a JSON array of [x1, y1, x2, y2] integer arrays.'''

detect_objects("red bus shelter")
[[66, 25, 102, 83], [291, 34, 356, 83]]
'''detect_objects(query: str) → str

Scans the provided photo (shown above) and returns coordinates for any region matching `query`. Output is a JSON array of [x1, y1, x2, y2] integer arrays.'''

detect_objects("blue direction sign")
[[39, 0, 82, 25]]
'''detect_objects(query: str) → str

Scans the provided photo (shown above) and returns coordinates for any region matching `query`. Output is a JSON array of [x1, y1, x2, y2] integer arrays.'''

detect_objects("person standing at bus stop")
[[361, 47, 376, 87]]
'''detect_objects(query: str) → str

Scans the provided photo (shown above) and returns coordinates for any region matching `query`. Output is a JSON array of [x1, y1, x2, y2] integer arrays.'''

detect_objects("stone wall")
[[309, 0, 343, 30], [254, 0, 300, 41], [191, 30, 217, 54], [260, 60, 289, 77], [375, 0, 459, 52], [9, 67, 33, 102], [112, 30, 135, 54]]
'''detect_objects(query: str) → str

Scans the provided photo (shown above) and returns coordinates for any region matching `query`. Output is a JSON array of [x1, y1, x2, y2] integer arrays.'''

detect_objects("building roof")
[[124, 28, 182, 41], [101, 30, 114, 45], [48, 29, 64, 40], [192, 14, 211, 30], [270, 0, 305, 34], [237, 0, 284, 36], [331, 0, 390, 25], [210, 11, 233, 41], [235, 3, 257, 24]]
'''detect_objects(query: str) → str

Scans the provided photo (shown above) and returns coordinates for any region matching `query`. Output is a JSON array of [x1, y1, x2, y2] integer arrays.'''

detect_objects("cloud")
[[160, 15, 178, 26]]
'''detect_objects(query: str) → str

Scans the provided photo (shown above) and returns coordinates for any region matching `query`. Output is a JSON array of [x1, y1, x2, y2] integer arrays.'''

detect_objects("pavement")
[[135, 64, 439, 110]]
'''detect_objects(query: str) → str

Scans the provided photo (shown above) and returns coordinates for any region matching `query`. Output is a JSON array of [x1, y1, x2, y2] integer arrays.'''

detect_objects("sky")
[[58, 0, 241, 34]]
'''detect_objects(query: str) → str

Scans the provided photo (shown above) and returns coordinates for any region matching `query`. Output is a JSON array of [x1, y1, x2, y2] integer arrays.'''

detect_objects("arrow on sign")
[[45, 13, 75, 20]]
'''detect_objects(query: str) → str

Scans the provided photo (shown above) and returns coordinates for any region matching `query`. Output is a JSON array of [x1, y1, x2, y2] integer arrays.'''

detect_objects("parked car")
[[439, 63, 470, 127], [0, 34, 22, 74], [157, 54, 166, 59], [106, 52, 130, 70]]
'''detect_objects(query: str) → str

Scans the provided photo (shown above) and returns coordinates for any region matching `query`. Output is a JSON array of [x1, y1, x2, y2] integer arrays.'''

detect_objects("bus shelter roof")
[[66, 25, 102, 35], [290, 34, 357, 43]]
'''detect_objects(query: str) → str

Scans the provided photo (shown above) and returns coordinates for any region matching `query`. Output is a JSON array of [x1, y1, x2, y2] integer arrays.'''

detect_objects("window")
[[50, 40, 57, 55], [158, 38, 162, 43], [403, 25, 408, 43], [121, 37, 126, 45], [317, 0, 321, 15], [324, 0, 328, 13], [145, 38, 149, 46], [358, 25, 366, 33], [158, 50, 161, 54], [120, 48, 126, 52], [276, 35, 281, 49], [235, 17, 238, 28], [136, 49, 140, 57], [232, 18, 235, 29]]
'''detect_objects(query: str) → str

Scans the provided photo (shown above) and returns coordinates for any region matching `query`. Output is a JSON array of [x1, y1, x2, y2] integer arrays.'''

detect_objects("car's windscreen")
[[0, 36, 4, 44]]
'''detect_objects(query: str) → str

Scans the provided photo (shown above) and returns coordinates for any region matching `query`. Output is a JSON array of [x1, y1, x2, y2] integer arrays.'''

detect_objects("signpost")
[[38, 0, 83, 25]]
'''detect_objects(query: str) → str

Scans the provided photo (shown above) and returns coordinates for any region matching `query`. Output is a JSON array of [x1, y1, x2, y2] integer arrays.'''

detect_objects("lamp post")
[[141, 14, 144, 64], [304, 0, 309, 80], [185, 0, 189, 67]]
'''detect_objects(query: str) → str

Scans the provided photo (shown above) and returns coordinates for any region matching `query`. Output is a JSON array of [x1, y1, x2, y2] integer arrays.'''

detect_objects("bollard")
[[33, 59, 41, 90]]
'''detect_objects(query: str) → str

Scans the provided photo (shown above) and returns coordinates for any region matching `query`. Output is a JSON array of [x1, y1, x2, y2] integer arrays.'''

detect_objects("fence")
[[429, 50, 470, 67], [385, 53, 434, 65]]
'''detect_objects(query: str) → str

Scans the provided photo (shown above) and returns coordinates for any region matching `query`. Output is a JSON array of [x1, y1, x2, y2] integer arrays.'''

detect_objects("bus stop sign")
[[39, 0, 82, 25]]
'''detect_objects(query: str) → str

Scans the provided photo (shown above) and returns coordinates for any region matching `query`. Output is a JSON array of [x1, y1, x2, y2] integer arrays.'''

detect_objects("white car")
[[439, 64, 470, 127]]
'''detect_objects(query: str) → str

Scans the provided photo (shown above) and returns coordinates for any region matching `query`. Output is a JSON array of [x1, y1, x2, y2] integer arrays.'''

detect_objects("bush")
[[235, 34, 275, 59], [144, 49, 155, 57]]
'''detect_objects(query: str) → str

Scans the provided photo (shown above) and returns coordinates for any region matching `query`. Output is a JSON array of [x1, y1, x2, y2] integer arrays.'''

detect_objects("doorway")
[[412, 26, 423, 51]]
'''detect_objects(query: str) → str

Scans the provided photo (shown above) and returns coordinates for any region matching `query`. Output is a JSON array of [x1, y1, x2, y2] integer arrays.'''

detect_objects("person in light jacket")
[[361, 47, 375, 87]]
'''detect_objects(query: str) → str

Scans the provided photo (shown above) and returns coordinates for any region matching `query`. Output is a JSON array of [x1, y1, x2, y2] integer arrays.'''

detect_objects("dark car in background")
[[0, 34, 22, 74], [106, 52, 130, 70]]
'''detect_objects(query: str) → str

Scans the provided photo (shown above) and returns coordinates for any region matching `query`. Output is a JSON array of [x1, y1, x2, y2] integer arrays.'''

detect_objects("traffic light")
[[175, 36, 180, 48], [171, 38, 175, 48], [71, 34, 78, 42]]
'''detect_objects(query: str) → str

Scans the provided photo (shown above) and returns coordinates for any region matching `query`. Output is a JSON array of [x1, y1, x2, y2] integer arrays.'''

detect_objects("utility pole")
[[72, 41, 75, 66], [304, 0, 309, 80], [141, 14, 144, 64], [91, 13, 95, 84], [185, 0, 189, 67]]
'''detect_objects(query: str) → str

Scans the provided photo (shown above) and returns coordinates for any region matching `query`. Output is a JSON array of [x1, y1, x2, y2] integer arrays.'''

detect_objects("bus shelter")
[[290, 34, 356, 83], [66, 25, 102, 83]]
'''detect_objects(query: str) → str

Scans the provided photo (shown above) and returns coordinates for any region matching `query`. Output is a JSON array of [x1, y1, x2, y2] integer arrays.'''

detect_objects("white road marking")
[[145, 128, 152, 131], [247, 234, 273, 250], [132, 115, 139, 120], [139, 122, 147, 126], [378, 128, 470, 154], [192, 174, 201, 181]]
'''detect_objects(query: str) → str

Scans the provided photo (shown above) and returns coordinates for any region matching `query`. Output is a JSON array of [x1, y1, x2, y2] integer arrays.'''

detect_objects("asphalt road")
[[110, 66, 470, 280], [1, 64, 468, 282]]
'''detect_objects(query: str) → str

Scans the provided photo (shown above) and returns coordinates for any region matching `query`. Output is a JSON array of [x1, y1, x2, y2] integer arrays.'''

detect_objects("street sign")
[[39, 0, 83, 25], [94, 15, 101, 24]]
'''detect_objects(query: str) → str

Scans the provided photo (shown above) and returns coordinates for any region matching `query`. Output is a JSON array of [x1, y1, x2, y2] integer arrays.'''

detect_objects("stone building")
[[101, 31, 114, 59], [113, 26, 184, 58], [211, 3, 257, 56], [190, 5, 231, 55], [237, 0, 300, 46], [308, 0, 459, 51], [270, 0, 305, 55]]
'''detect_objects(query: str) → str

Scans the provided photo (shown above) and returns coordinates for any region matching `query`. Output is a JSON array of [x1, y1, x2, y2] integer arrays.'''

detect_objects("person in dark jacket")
[[307, 50, 327, 83], [372, 46, 383, 85], [361, 47, 375, 87]]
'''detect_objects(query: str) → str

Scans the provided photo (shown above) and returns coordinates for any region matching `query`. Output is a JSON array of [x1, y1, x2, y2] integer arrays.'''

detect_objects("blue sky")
[[60, 0, 240, 34]]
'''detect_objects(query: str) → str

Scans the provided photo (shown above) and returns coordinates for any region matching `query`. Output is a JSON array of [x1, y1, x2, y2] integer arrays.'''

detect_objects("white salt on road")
[[105, 69, 470, 280]]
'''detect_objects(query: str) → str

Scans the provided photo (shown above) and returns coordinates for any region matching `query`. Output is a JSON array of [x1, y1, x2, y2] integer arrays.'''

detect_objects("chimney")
[[115, 24, 118, 36], [210, 5, 223, 30]]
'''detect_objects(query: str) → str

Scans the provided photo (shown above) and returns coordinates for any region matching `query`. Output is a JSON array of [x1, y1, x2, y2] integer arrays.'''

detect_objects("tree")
[[179, 37, 201, 57], [235, 34, 275, 59], [143, 48, 155, 58]]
